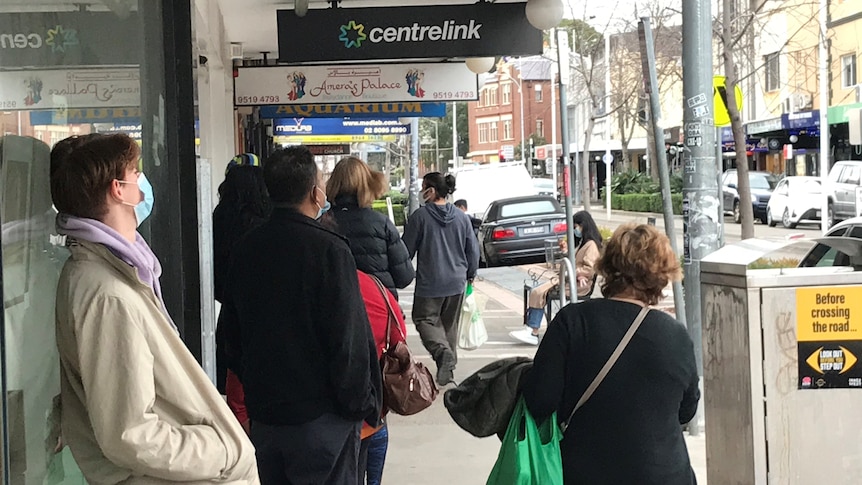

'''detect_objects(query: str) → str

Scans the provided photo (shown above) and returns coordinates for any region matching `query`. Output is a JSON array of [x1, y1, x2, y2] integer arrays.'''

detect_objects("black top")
[[224, 208, 382, 427], [522, 299, 700, 485], [212, 202, 267, 304], [331, 194, 414, 297]]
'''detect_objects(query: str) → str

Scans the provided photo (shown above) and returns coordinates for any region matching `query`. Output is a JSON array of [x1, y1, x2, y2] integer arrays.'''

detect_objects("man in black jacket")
[[225, 146, 382, 485]]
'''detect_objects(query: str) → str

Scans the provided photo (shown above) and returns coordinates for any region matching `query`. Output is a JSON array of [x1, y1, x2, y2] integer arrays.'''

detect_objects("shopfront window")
[[0, 3, 162, 483]]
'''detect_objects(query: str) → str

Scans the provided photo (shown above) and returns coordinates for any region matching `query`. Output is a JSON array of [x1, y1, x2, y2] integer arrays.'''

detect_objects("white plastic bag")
[[459, 283, 488, 350]]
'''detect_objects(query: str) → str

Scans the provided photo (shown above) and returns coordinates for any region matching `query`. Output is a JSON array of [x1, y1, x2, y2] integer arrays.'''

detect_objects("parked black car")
[[722, 169, 778, 224], [478, 195, 567, 267]]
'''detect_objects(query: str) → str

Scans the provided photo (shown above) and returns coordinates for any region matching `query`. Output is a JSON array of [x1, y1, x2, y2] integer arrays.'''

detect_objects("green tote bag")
[[486, 398, 563, 485]]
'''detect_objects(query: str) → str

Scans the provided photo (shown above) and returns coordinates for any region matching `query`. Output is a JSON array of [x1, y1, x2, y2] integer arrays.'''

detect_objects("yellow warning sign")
[[805, 346, 858, 374], [796, 286, 862, 342]]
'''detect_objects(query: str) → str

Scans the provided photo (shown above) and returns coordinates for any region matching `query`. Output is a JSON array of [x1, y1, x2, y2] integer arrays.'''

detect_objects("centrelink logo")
[[0, 24, 79, 52], [339, 19, 482, 48]]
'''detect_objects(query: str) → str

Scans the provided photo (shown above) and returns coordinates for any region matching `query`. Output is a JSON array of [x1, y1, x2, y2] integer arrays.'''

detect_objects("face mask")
[[315, 186, 331, 219], [118, 173, 154, 227], [574, 227, 582, 238]]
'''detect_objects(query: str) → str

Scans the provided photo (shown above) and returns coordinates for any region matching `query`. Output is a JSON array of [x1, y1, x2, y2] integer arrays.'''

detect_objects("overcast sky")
[[566, 0, 683, 33]]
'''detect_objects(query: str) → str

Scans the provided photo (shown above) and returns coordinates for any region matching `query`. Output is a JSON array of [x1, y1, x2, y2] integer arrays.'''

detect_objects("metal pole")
[[717, 126, 725, 247], [683, 0, 719, 436], [408, 118, 420, 214], [604, 32, 612, 221], [452, 102, 459, 168], [639, 17, 687, 326], [819, 0, 830, 234], [573, 102, 581, 206], [551, 49, 558, 180], [557, 29, 577, 277], [434, 120, 440, 172], [518, 57, 526, 162]]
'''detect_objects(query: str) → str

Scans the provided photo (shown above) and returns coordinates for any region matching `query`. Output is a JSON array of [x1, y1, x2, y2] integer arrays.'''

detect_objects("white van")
[[452, 162, 537, 218]]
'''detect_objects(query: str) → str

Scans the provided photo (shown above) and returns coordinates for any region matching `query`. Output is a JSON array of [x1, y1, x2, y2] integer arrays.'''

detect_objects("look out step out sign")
[[796, 286, 862, 389]]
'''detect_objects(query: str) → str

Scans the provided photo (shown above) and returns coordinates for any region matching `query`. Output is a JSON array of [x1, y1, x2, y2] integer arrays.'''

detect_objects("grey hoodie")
[[402, 203, 479, 298]]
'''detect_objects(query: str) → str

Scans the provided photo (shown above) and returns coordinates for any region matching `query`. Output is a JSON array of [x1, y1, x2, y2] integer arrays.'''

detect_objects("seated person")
[[510, 210, 603, 345]]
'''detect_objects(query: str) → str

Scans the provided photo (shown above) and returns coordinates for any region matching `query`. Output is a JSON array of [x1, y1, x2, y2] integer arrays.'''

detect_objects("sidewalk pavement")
[[384, 275, 707, 484]]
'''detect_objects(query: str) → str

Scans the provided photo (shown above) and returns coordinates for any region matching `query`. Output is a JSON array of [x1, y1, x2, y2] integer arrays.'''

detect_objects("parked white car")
[[766, 176, 823, 228]]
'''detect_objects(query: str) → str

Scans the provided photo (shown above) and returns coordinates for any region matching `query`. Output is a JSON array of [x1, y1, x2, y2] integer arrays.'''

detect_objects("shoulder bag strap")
[[370, 275, 405, 352], [561, 305, 651, 433]]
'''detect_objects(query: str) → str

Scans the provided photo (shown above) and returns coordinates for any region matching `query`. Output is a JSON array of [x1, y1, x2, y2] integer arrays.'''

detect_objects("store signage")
[[29, 107, 141, 125], [259, 102, 446, 119], [0, 68, 139, 111], [786, 110, 820, 129], [276, 3, 542, 63], [273, 135, 397, 143], [0, 12, 141, 68], [235, 63, 477, 106], [302, 144, 352, 156], [94, 123, 142, 140], [273, 118, 410, 136]]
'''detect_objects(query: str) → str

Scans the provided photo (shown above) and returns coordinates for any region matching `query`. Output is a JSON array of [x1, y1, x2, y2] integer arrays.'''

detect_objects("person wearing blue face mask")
[[50, 133, 260, 484], [224, 145, 382, 485]]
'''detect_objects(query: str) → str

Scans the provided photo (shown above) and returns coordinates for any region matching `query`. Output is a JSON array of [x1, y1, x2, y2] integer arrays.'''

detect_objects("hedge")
[[608, 193, 683, 215], [372, 200, 406, 226]]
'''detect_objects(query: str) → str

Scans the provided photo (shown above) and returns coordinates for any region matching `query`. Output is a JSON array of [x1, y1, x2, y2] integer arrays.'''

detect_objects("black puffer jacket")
[[331, 194, 415, 297]]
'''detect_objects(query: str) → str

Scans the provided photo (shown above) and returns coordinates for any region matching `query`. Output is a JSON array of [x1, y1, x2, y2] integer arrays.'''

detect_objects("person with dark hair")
[[521, 223, 699, 484], [212, 153, 271, 424], [224, 146, 382, 485], [327, 156, 414, 298], [402, 172, 479, 386], [453, 199, 482, 236], [51, 134, 259, 483], [512, 210, 603, 345]]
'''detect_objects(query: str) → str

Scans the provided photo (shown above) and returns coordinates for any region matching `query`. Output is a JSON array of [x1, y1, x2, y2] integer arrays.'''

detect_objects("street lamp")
[[501, 61, 526, 162]]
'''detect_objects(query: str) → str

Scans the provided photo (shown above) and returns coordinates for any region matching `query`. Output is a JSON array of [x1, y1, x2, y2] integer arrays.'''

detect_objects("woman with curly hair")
[[521, 223, 700, 485]]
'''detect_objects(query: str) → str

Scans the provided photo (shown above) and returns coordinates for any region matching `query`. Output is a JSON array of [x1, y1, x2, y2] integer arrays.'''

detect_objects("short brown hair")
[[326, 156, 379, 207], [597, 223, 681, 306], [51, 133, 140, 220]]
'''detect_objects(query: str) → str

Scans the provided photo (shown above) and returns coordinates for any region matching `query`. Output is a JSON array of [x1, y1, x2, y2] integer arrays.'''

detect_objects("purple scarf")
[[56, 214, 177, 332]]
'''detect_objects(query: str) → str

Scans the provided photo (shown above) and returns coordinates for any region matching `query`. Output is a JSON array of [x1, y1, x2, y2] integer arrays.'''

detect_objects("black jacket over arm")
[[331, 195, 414, 296], [224, 208, 382, 427], [522, 299, 700, 485]]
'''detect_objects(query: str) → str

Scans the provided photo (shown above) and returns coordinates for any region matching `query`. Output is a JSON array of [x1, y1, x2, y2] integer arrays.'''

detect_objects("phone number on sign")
[[432, 91, 476, 100], [236, 95, 280, 104], [363, 126, 409, 134]]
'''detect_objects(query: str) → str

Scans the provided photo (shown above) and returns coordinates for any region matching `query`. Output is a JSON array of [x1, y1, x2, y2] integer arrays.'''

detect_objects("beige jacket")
[[55, 239, 259, 485]]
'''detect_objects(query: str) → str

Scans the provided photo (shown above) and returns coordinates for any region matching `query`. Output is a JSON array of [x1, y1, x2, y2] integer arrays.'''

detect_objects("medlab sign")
[[276, 3, 542, 63]]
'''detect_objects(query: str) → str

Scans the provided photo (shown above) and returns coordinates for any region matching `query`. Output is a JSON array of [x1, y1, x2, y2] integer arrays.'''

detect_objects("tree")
[[418, 102, 469, 171]]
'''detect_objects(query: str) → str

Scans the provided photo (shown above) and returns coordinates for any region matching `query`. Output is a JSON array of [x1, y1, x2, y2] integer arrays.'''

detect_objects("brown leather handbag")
[[371, 277, 438, 416]]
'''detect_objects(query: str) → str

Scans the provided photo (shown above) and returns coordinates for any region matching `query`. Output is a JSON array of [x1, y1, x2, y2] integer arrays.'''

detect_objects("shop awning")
[[827, 103, 862, 125]]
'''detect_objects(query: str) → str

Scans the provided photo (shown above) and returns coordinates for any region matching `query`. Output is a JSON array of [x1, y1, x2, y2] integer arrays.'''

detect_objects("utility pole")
[[639, 17, 687, 327], [682, 0, 720, 436], [556, 28, 576, 275], [452, 102, 459, 169], [518, 57, 526, 163], [408, 118, 420, 214], [818, 0, 830, 233]]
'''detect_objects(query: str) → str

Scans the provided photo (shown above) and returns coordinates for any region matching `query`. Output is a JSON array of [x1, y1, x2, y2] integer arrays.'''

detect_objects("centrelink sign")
[[277, 3, 542, 63]]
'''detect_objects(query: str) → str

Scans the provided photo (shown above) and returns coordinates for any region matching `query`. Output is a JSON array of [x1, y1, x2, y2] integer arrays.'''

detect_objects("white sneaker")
[[510, 328, 539, 346]]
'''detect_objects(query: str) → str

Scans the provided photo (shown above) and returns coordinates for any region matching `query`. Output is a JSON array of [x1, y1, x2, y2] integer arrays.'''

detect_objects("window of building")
[[764, 52, 780, 92], [535, 85, 543, 102], [536, 119, 545, 138], [482, 89, 491, 106], [841, 54, 857, 88], [489, 87, 498, 106], [502, 83, 512, 105], [490, 121, 499, 142], [503, 120, 513, 140], [479, 123, 489, 143]]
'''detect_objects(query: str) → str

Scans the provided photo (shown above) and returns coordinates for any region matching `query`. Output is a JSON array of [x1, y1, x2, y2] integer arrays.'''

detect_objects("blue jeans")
[[525, 308, 544, 330], [359, 424, 388, 485]]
